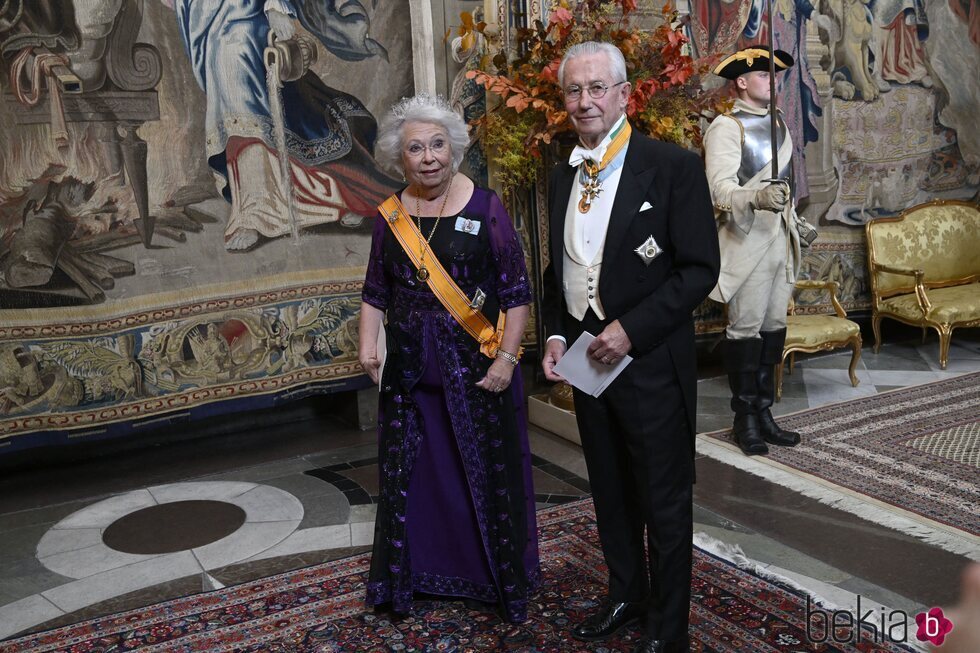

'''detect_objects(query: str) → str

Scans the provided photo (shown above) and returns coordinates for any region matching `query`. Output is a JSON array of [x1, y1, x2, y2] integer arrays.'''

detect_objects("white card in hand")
[[552, 331, 632, 398]]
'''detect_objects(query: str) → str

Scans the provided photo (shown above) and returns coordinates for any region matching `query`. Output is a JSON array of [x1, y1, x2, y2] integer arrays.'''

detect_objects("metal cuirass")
[[734, 109, 791, 184]]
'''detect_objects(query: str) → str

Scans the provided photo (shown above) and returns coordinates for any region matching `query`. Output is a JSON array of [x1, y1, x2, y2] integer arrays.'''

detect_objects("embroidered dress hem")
[[366, 566, 542, 623]]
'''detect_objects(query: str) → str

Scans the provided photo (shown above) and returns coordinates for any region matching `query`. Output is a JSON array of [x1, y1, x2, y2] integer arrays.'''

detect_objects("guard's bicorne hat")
[[713, 47, 794, 80]]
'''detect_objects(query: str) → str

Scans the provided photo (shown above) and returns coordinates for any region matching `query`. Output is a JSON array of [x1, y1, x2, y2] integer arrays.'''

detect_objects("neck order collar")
[[578, 113, 628, 151]]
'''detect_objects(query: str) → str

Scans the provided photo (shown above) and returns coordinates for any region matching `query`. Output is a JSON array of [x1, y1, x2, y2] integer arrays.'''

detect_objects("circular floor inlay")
[[102, 500, 247, 554]]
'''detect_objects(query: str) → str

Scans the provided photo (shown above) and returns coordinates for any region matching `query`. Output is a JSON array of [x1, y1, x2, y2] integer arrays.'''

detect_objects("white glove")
[[753, 184, 789, 211]]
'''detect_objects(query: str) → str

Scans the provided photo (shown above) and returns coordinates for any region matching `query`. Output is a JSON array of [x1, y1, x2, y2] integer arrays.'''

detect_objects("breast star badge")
[[634, 235, 662, 266]]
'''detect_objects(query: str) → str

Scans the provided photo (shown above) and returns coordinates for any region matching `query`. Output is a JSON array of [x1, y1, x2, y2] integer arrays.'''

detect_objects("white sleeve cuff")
[[547, 335, 567, 346]]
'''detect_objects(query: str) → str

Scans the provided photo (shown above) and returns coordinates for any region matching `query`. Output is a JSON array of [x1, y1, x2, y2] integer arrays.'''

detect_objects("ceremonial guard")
[[703, 47, 806, 456]]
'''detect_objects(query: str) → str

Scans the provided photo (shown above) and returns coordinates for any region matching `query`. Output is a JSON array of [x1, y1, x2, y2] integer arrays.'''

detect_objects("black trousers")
[[570, 309, 693, 641]]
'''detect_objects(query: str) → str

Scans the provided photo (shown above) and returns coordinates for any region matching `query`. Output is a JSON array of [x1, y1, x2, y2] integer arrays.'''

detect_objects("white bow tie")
[[568, 143, 607, 168]]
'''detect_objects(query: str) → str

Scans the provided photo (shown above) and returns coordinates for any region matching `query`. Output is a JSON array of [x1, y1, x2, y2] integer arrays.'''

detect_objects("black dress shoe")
[[632, 635, 691, 653], [571, 601, 645, 641]]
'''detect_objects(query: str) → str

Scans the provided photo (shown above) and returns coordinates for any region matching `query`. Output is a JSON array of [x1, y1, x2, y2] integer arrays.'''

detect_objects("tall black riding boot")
[[725, 337, 768, 455], [757, 329, 801, 446]]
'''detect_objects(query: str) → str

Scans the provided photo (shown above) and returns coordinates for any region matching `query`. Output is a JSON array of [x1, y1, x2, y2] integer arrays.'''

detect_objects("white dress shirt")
[[550, 114, 630, 345]]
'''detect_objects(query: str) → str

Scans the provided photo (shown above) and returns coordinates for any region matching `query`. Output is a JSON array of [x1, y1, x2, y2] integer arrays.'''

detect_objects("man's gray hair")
[[558, 41, 628, 88], [375, 95, 469, 175]]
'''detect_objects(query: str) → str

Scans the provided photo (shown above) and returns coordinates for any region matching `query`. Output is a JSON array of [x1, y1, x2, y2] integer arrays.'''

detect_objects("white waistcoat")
[[560, 119, 628, 323], [562, 192, 606, 321]]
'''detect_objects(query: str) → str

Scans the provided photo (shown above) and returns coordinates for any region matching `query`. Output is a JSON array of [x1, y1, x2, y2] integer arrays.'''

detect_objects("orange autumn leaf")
[[540, 59, 560, 84], [506, 94, 531, 112], [548, 6, 574, 29], [666, 29, 686, 47]]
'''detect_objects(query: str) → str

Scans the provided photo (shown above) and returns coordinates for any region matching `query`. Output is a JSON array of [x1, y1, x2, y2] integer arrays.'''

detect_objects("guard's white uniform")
[[704, 99, 801, 339]]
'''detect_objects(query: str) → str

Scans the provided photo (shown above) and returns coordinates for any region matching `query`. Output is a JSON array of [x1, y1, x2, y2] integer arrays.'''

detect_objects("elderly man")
[[703, 47, 803, 456], [541, 41, 720, 653]]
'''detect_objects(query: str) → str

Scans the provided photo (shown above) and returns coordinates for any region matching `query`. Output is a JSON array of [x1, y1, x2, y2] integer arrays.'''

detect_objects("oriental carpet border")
[[2, 500, 916, 653], [698, 372, 980, 559]]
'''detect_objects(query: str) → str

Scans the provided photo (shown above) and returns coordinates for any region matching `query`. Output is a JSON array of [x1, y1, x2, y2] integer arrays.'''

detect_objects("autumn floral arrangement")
[[461, 0, 730, 194]]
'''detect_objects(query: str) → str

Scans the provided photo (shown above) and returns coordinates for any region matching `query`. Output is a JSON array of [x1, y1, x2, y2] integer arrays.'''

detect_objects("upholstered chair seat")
[[880, 284, 980, 327], [777, 280, 861, 401]]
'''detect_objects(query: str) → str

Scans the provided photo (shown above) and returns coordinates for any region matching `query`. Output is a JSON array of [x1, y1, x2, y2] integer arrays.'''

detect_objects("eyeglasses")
[[404, 139, 449, 158], [563, 81, 627, 102]]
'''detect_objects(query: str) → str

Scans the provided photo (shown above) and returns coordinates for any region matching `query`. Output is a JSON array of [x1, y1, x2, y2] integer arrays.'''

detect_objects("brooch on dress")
[[469, 288, 486, 310]]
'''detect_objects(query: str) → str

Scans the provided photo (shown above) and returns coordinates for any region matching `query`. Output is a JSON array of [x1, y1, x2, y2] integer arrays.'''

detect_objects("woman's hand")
[[359, 353, 382, 384], [357, 302, 385, 385], [476, 358, 516, 394]]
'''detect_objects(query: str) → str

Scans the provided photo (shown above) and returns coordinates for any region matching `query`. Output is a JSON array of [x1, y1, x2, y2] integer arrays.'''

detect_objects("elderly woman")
[[358, 95, 539, 622]]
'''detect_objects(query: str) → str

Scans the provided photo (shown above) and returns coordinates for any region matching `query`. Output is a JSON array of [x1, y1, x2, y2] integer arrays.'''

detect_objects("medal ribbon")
[[378, 194, 520, 360], [577, 120, 631, 213]]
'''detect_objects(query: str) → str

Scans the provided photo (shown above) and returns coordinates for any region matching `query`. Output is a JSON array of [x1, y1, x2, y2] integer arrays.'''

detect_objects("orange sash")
[[378, 194, 520, 360]]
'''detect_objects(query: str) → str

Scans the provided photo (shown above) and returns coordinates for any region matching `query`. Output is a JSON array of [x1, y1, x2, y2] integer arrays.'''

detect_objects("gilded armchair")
[[865, 199, 980, 369], [776, 280, 862, 401]]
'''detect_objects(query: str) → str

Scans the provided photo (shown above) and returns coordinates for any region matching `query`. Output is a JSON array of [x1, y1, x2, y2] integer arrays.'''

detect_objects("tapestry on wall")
[[0, 0, 414, 451]]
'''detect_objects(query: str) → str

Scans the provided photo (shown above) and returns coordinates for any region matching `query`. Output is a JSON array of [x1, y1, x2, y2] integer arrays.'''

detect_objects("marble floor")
[[0, 326, 977, 643]]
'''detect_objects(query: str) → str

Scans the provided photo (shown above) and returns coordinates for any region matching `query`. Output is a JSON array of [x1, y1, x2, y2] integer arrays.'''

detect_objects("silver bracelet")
[[496, 349, 519, 366]]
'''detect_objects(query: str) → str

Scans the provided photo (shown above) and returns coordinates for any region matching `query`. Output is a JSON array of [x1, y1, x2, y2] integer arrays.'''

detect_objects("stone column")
[[800, 15, 839, 224]]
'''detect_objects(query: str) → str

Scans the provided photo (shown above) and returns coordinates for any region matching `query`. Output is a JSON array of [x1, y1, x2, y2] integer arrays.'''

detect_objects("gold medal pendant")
[[413, 176, 453, 287], [578, 160, 601, 214], [578, 179, 601, 213]]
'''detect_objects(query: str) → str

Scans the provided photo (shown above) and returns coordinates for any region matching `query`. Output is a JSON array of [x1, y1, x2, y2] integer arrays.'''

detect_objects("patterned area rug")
[[2, 500, 916, 653], [699, 372, 980, 558]]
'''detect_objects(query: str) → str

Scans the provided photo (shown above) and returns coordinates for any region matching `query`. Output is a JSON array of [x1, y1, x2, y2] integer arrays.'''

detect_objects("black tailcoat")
[[541, 129, 720, 640]]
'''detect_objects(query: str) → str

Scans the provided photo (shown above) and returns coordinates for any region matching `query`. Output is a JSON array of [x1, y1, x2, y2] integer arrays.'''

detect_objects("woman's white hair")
[[375, 94, 469, 176], [558, 41, 628, 87]]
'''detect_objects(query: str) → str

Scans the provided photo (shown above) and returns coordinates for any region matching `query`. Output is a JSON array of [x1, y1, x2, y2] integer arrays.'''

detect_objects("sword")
[[766, 0, 780, 181], [763, 0, 792, 209], [763, 4, 818, 247]]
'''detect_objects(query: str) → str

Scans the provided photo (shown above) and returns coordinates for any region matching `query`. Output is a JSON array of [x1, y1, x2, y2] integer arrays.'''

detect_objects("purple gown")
[[362, 186, 540, 623]]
